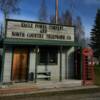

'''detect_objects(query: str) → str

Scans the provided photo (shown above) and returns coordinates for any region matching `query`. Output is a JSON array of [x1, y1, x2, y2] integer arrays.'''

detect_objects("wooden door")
[[12, 48, 29, 82]]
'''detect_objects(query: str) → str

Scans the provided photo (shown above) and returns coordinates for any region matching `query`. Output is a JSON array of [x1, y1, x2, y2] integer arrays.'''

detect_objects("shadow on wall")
[[68, 52, 74, 79], [0, 54, 2, 81]]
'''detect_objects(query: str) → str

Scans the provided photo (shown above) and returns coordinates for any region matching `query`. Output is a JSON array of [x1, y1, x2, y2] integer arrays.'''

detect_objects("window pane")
[[39, 49, 47, 64], [48, 51, 57, 64]]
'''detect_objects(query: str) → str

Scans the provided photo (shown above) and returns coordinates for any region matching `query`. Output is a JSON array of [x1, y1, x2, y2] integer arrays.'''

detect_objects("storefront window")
[[38, 47, 58, 65]]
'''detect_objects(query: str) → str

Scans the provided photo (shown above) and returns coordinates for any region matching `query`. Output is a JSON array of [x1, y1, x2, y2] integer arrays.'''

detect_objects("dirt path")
[[0, 92, 100, 100]]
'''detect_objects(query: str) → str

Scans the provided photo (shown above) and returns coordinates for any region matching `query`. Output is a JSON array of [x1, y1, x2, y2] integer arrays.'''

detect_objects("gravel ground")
[[0, 92, 100, 100]]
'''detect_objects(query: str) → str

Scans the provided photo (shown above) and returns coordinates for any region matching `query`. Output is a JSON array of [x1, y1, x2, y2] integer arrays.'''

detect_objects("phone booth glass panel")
[[82, 48, 94, 85]]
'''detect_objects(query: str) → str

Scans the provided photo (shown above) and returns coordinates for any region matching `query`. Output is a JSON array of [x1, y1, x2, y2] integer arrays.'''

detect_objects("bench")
[[37, 72, 51, 80]]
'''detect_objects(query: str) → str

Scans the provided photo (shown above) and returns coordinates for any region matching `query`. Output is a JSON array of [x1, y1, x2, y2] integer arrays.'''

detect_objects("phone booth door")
[[82, 48, 94, 85]]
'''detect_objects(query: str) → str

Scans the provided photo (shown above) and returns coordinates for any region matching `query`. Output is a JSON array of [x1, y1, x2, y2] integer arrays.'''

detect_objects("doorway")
[[12, 48, 29, 82], [67, 49, 81, 80]]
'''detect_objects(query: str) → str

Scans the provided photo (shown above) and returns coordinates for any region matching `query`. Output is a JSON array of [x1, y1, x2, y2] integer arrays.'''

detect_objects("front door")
[[12, 48, 29, 82]]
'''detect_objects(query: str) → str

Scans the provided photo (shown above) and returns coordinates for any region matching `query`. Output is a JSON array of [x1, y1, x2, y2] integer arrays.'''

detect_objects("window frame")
[[38, 47, 58, 65]]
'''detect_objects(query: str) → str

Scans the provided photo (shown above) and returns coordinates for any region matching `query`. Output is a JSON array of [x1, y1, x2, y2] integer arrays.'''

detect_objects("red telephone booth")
[[82, 48, 94, 85]]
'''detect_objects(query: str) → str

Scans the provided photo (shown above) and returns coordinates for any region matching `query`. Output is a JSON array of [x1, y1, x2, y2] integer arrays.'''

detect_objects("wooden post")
[[1, 45, 5, 82], [59, 46, 62, 81], [34, 46, 38, 83], [56, 0, 58, 24]]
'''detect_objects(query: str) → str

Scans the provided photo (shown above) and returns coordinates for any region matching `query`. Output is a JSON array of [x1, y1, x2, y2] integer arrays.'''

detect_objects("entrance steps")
[[0, 80, 82, 89], [0, 80, 98, 96]]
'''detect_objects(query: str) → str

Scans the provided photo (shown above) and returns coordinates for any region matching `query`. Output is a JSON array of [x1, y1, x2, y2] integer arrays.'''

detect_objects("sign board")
[[6, 20, 74, 41]]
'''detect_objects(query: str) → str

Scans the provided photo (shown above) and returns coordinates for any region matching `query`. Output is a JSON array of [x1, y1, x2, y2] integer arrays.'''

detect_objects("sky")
[[0, 0, 100, 38]]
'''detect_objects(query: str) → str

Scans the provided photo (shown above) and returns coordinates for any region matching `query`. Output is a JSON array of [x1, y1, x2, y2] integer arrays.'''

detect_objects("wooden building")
[[0, 19, 82, 83]]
